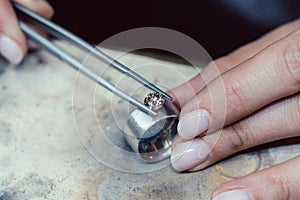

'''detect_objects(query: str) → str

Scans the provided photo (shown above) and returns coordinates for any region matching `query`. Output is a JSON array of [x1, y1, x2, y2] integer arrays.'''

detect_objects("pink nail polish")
[[178, 109, 210, 139], [0, 35, 23, 65], [171, 140, 210, 171]]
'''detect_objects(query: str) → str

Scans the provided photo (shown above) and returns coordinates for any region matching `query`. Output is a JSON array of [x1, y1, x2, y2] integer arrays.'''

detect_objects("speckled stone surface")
[[0, 41, 299, 200]]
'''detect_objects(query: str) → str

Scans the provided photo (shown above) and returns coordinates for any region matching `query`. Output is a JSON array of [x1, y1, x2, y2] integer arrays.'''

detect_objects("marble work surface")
[[0, 41, 299, 200]]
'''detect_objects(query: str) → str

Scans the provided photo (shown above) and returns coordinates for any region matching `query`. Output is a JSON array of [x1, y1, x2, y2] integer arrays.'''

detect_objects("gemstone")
[[144, 92, 165, 110]]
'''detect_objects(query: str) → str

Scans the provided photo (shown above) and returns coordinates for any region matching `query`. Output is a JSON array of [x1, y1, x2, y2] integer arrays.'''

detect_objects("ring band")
[[123, 101, 179, 163]]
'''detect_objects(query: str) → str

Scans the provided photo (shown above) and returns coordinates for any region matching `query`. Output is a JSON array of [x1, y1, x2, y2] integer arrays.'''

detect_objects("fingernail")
[[0, 35, 23, 65], [36, 0, 54, 15], [171, 140, 210, 171], [213, 189, 254, 200], [35, 0, 51, 6], [178, 109, 210, 139]]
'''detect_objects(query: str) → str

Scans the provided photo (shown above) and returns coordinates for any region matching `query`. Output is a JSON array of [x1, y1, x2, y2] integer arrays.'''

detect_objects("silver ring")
[[123, 100, 179, 163]]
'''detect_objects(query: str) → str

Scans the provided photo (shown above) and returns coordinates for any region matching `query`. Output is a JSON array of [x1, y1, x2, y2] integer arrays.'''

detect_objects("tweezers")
[[12, 2, 172, 116]]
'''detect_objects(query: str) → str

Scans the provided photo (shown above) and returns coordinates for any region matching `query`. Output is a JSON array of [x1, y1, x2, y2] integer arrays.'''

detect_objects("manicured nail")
[[0, 35, 23, 65], [178, 109, 210, 139], [171, 140, 210, 171], [213, 189, 254, 200]]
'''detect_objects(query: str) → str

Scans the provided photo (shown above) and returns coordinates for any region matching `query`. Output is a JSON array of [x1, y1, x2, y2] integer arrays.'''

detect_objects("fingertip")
[[211, 157, 300, 200], [14, 0, 55, 19], [177, 109, 210, 139], [36, 0, 55, 18], [0, 34, 25, 65], [0, 0, 28, 64], [212, 189, 254, 200], [171, 139, 210, 171]]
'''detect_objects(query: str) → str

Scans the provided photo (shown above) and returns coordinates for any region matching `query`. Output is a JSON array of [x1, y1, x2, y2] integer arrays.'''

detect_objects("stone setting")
[[144, 92, 165, 110]]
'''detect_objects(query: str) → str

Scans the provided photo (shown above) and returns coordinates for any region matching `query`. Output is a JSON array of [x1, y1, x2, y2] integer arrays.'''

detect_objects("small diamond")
[[144, 92, 165, 110]]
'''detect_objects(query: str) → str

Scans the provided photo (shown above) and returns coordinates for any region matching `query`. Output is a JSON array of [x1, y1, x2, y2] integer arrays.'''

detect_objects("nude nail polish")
[[171, 140, 210, 171], [177, 109, 210, 139], [0, 35, 23, 65]]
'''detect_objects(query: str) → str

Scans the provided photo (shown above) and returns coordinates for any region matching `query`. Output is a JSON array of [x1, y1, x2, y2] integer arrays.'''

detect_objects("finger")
[[178, 27, 300, 140], [0, 0, 25, 64], [14, 0, 54, 45], [211, 156, 300, 200], [171, 18, 300, 108], [0, 0, 53, 64], [14, 0, 54, 18], [171, 93, 300, 171]]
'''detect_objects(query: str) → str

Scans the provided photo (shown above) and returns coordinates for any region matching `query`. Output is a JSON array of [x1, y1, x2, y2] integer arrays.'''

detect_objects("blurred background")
[[48, 0, 300, 59]]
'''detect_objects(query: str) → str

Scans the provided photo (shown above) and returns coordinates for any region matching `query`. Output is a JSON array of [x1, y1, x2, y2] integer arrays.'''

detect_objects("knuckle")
[[280, 30, 300, 87], [272, 175, 291, 200], [269, 157, 300, 200], [285, 93, 300, 130], [226, 122, 253, 151], [225, 79, 251, 115]]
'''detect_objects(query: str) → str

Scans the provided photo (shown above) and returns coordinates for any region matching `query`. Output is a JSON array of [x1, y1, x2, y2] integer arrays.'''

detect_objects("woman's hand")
[[170, 19, 300, 200], [0, 0, 53, 64]]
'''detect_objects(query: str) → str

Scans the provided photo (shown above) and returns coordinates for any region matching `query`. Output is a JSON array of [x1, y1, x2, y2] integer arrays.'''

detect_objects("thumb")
[[211, 156, 300, 200]]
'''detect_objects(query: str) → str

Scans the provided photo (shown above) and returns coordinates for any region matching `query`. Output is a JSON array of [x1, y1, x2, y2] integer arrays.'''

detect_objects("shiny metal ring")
[[123, 101, 179, 163]]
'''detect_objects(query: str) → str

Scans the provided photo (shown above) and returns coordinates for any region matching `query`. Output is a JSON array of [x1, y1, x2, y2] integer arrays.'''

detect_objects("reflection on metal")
[[124, 100, 179, 163]]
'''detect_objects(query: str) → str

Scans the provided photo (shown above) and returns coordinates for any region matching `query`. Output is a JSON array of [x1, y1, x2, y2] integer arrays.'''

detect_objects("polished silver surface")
[[124, 101, 179, 163]]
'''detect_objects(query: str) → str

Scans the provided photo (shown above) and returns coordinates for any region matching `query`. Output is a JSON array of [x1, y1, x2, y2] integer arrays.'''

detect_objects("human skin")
[[0, 0, 53, 64], [2, 1, 299, 198], [170, 19, 300, 200]]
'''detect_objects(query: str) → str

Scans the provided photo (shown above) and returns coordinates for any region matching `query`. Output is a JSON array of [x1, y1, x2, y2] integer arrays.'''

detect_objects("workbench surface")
[[0, 41, 299, 200]]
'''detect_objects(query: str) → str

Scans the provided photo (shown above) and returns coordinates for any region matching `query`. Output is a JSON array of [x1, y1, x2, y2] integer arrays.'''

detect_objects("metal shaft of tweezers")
[[19, 22, 156, 116], [12, 2, 172, 101]]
